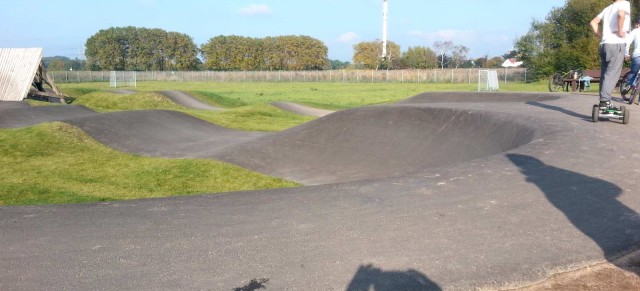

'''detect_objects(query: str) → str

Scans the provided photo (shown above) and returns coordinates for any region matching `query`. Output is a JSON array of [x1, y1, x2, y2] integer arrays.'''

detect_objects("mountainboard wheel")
[[592, 105, 600, 123], [623, 106, 630, 124]]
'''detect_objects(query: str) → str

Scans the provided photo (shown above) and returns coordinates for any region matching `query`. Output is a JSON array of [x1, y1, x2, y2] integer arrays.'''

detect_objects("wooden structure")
[[0, 48, 66, 103], [28, 63, 66, 103]]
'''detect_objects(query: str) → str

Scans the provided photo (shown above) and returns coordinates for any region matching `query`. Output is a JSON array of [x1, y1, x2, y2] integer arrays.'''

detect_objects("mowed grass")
[[60, 81, 552, 110], [2, 80, 550, 206], [0, 122, 298, 206], [66, 90, 315, 131]]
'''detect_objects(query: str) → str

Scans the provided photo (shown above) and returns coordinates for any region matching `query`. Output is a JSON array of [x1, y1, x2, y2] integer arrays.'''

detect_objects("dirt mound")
[[271, 101, 334, 117], [64, 110, 267, 158], [215, 105, 538, 185], [159, 90, 222, 110], [399, 92, 560, 104], [0, 101, 31, 109], [0, 105, 96, 128]]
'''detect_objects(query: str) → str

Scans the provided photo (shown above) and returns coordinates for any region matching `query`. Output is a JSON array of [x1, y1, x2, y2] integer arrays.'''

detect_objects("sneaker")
[[599, 101, 611, 109], [622, 85, 631, 95]]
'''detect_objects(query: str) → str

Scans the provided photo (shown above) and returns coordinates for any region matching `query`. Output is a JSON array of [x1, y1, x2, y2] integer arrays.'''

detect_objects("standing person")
[[622, 17, 640, 98], [590, 0, 631, 109]]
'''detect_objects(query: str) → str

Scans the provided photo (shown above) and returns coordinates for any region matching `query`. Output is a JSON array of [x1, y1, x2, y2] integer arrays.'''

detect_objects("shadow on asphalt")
[[345, 264, 441, 291], [232, 278, 269, 291], [508, 154, 640, 276], [526, 101, 591, 121]]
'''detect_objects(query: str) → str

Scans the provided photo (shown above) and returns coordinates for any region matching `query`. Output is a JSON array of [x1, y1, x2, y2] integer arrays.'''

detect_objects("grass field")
[[61, 81, 552, 110], [1, 81, 551, 206]]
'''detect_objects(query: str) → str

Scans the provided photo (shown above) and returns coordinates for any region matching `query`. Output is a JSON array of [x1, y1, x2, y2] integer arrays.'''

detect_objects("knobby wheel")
[[592, 105, 600, 123], [623, 106, 630, 124]]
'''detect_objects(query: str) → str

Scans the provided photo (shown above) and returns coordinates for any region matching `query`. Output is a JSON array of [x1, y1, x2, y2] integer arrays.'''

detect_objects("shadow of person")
[[526, 101, 591, 120], [345, 264, 441, 291], [507, 154, 640, 273]]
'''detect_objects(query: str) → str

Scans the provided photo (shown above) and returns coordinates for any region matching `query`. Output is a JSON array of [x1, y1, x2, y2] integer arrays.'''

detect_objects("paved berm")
[[0, 92, 639, 290]]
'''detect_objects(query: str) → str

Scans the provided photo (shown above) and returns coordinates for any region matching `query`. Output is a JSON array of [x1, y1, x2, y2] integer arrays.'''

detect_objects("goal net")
[[478, 70, 499, 92], [109, 71, 137, 88]]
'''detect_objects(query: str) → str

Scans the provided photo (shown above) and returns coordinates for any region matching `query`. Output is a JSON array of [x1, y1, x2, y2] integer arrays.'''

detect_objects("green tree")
[[85, 26, 133, 70], [42, 56, 85, 71], [201, 35, 327, 71], [166, 32, 200, 70], [85, 26, 199, 71], [49, 59, 66, 71], [353, 40, 401, 69], [486, 56, 505, 68], [330, 60, 351, 69], [401, 46, 436, 69], [513, 0, 609, 79]]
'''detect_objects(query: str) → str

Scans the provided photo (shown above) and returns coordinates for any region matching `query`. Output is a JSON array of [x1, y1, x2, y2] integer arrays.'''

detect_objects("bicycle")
[[620, 70, 640, 104], [548, 70, 583, 92]]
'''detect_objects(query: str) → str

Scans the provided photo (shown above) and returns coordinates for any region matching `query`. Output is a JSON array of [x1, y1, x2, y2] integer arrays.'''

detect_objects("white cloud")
[[239, 4, 272, 16], [408, 29, 476, 43], [337, 32, 361, 43]]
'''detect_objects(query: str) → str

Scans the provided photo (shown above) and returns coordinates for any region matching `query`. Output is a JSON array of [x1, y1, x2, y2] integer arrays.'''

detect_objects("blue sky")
[[0, 0, 564, 62]]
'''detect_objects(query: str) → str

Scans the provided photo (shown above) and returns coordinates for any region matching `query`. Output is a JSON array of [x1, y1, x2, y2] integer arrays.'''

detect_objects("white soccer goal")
[[478, 70, 499, 92], [110, 71, 137, 88]]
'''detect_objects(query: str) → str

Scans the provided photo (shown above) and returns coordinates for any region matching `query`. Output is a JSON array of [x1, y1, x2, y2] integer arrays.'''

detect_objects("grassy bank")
[[0, 122, 298, 206]]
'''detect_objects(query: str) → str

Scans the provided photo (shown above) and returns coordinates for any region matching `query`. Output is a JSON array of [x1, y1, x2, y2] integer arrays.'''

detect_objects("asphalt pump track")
[[1, 92, 639, 290]]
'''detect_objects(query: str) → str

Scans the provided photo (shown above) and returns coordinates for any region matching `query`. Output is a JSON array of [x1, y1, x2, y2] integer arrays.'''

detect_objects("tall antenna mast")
[[381, 0, 388, 58]]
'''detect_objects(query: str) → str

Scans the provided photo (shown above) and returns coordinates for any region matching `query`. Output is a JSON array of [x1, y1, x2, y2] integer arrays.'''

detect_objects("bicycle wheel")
[[621, 71, 632, 101], [548, 73, 563, 92], [630, 88, 639, 105]]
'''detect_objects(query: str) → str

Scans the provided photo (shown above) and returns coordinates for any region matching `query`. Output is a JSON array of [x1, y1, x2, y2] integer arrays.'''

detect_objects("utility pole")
[[381, 0, 388, 58]]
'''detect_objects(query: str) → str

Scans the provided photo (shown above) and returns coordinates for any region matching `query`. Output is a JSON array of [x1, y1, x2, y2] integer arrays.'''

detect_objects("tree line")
[[85, 27, 200, 71], [515, 0, 640, 80], [73, 26, 510, 72]]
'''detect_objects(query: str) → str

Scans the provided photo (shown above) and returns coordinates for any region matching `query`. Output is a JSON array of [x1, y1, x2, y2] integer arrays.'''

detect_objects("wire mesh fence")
[[50, 68, 527, 84]]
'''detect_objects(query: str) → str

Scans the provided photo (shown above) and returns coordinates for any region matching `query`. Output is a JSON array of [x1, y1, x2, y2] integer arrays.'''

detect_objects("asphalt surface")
[[159, 90, 223, 111], [1, 92, 639, 290], [271, 101, 334, 117]]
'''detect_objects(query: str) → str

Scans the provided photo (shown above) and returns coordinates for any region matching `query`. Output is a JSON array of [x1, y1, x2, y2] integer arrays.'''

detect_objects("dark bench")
[[563, 68, 630, 92]]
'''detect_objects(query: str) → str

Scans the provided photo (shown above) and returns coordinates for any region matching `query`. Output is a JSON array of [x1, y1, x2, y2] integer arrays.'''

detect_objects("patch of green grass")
[[0, 122, 299, 206], [64, 89, 309, 132], [26, 99, 60, 106], [185, 104, 315, 132], [71, 91, 184, 112], [61, 86, 101, 98], [191, 90, 248, 108]]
